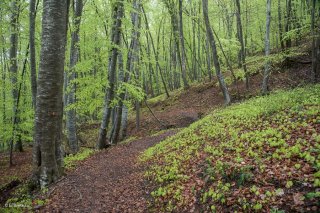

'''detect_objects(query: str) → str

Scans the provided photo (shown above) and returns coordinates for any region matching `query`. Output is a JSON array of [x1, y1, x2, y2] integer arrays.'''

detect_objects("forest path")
[[40, 129, 178, 213]]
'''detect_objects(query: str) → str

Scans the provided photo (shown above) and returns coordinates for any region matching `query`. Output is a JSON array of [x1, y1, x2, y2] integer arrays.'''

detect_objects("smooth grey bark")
[[191, 2, 198, 81], [197, 1, 202, 82], [205, 39, 212, 81], [145, 32, 156, 96], [1, 46, 6, 131], [113, 0, 141, 143], [66, 0, 83, 154], [235, 0, 249, 89], [262, 0, 272, 94], [97, 0, 124, 149], [164, 1, 188, 90], [202, 0, 231, 105], [278, 0, 285, 50], [9, 0, 23, 155], [111, 47, 124, 143], [311, 0, 320, 82], [10, 46, 29, 165], [141, 6, 170, 98], [9, 0, 18, 112], [179, 0, 189, 89], [311, 0, 317, 81], [33, 0, 68, 188], [285, 0, 292, 48], [212, 28, 239, 96], [29, 0, 38, 108], [120, 104, 128, 140]]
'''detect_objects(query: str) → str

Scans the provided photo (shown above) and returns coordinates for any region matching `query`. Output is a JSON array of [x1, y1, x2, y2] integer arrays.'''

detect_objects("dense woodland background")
[[0, 0, 319, 191]]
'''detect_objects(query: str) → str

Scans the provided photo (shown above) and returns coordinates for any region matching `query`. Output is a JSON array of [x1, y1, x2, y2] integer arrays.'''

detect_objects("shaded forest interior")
[[0, 0, 320, 212]]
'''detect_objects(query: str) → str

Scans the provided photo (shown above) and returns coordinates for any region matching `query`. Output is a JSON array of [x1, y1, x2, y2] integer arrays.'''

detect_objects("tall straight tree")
[[29, 0, 38, 108], [112, 0, 141, 143], [202, 0, 231, 105], [262, 0, 272, 94], [235, 0, 249, 89], [285, 0, 292, 48], [66, 0, 84, 153], [141, 6, 170, 98], [278, 0, 285, 50], [164, 0, 189, 89], [9, 0, 23, 152], [97, 0, 124, 149], [178, 0, 189, 89], [33, 0, 68, 188], [311, 0, 320, 82]]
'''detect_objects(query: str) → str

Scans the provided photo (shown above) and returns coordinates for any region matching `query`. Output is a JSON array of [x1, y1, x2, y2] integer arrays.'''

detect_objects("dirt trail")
[[40, 130, 178, 213]]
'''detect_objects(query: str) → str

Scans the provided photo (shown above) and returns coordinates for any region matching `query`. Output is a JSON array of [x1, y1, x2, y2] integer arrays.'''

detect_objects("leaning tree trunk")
[[33, 0, 68, 188], [202, 0, 231, 105], [262, 0, 272, 95], [66, 0, 83, 154], [97, 0, 124, 149]]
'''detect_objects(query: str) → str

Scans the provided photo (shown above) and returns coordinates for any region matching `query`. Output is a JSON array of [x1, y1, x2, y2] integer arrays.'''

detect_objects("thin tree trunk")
[[142, 6, 170, 98], [311, 0, 316, 82], [212, 29, 239, 96], [9, 0, 23, 158], [179, 0, 189, 89], [66, 0, 83, 153], [235, 0, 249, 89], [285, 0, 292, 48], [278, 0, 285, 50], [29, 0, 40, 109], [262, 0, 272, 95], [113, 0, 141, 143], [97, 0, 124, 149], [202, 0, 231, 105]]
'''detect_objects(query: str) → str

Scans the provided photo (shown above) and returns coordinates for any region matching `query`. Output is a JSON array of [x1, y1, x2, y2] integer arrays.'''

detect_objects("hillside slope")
[[141, 85, 320, 212]]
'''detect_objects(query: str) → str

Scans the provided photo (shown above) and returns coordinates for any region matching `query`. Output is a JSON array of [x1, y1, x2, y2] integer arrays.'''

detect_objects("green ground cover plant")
[[141, 84, 320, 212]]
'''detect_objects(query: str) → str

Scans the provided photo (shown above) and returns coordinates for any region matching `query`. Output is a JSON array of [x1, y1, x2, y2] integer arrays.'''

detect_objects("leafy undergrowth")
[[141, 84, 320, 212], [64, 148, 95, 169]]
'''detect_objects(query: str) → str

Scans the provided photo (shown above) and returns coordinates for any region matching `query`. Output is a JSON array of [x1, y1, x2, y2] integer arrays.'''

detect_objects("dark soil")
[[39, 130, 178, 212]]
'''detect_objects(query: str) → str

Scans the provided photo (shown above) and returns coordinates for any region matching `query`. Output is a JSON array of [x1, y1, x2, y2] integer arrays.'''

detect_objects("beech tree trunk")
[[311, 0, 320, 82], [97, 0, 124, 149], [142, 6, 170, 98], [278, 0, 285, 50], [112, 0, 141, 143], [262, 0, 272, 94], [29, 0, 38, 109], [179, 0, 189, 89], [202, 0, 231, 105], [285, 0, 292, 48], [9, 0, 23, 155], [66, 0, 83, 153], [235, 0, 249, 89], [33, 0, 68, 188]]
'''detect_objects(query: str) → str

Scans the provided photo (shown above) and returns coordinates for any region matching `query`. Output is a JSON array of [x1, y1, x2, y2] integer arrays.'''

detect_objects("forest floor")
[[0, 47, 313, 211], [39, 130, 179, 212]]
